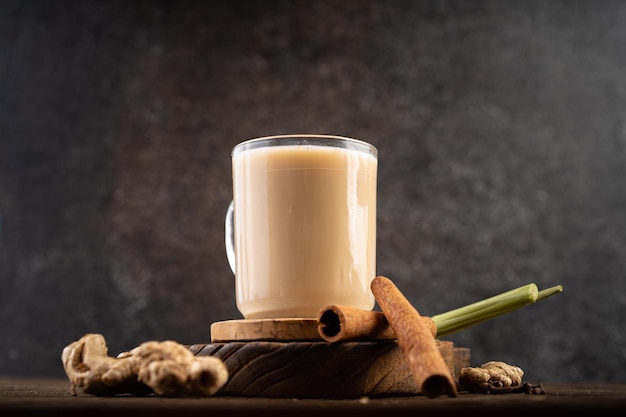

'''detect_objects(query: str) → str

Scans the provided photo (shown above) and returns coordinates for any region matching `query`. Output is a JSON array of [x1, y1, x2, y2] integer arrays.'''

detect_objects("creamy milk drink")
[[227, 135, 378, 319]]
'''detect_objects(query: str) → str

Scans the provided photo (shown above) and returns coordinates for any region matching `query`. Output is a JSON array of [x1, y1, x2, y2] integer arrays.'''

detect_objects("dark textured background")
[[1, 0, 625, 384]]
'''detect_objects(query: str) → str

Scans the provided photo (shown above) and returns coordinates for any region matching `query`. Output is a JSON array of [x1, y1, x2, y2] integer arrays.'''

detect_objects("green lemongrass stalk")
[[538, 284, 564, 301], [431, 283, 563, 338]]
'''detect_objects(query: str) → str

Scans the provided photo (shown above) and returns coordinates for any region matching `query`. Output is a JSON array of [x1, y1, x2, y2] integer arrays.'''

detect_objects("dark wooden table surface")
[[1, 376, 625, 416]]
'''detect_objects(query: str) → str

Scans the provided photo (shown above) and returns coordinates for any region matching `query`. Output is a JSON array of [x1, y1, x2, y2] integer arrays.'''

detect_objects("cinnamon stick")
[[317, 304, 437, 343], [371, 275, 457, 398]]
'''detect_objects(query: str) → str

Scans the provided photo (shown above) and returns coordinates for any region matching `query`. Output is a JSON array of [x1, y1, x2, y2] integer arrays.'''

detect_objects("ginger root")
[[458, 361, 525, 394], [61, 333, 228, 397]]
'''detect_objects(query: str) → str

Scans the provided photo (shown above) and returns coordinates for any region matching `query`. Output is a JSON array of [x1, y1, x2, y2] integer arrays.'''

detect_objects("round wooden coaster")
[[210, 318, 323, 342]]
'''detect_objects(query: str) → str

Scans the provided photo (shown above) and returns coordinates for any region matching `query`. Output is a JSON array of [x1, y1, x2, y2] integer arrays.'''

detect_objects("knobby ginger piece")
[[61, 333, 228, 397], [117, 340, 229, 396], [459, 361, 524, 394], [61, 333, 147, 396]]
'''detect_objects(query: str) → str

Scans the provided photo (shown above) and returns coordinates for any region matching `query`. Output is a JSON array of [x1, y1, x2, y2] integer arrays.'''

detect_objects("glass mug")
[[225, 134, 378, 319]]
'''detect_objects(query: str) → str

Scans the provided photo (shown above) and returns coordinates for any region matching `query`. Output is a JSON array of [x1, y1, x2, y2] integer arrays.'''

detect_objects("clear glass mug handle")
[[225, 201, 236, 274]]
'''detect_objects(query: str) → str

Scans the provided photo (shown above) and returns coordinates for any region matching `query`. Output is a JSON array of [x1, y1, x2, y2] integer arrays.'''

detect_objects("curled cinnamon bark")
[[371, 276, 457, 398], [317, 304, 436, 343]]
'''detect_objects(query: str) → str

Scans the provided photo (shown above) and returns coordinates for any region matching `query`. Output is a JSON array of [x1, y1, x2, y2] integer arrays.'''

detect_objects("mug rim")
[[232, 134, 378, 159]]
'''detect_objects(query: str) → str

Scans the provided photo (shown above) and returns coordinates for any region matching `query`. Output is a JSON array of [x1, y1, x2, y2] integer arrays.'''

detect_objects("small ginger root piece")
[[61, 333, 228, 397], [461, 361, 524, 387], [459, 361, 543, 394], [117, 340, 228, 396], [61, 333, 148, 396]]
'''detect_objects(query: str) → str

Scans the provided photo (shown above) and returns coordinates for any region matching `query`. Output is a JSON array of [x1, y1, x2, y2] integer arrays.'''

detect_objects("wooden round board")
[[190, 340, 455, 398], [193, 319, 469, 399]]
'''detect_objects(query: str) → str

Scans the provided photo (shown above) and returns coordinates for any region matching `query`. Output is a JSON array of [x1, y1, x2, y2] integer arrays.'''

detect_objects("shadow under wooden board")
[[187, 319, 470, 399]]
